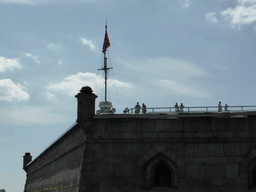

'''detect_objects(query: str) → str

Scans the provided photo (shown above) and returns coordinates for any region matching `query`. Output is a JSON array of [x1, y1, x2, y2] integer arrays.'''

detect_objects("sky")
[[0, 0, 256, 191]]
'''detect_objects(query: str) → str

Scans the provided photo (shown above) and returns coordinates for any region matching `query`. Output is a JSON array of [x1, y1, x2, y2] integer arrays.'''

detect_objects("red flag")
[[102, 30, 110, 53]]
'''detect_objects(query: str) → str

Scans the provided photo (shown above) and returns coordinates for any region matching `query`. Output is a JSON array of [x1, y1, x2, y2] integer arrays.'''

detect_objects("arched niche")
[[143, 153, 178, 189], [249, 158, 256, 189], [240, 148, 256, 190]]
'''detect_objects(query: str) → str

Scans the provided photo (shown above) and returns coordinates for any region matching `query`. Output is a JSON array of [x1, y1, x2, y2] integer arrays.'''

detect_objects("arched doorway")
[[253, 167, 256, 186], [153, 161, 172, 187], [143, 153, 178, 189]]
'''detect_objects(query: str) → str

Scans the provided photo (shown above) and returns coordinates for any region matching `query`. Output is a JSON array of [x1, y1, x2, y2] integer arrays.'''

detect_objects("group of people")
[[135, 102, 147, 114], [134, 102, 185, 114], [218, 101, 229, 112], [174, 102, 185, 113], [134, 101, 229, 114]]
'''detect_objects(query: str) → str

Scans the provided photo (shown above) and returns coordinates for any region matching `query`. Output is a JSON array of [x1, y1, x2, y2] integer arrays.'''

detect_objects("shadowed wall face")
[[23, 97, 256, 192]]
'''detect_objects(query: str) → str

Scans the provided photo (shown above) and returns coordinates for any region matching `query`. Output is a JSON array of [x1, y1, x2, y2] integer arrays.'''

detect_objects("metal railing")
[[128, 105, 256, 114]]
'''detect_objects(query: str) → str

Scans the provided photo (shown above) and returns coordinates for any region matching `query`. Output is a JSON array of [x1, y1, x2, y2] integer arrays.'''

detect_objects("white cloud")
[[221, 0, 256, 28], [119, 57, 209, 80], [45, 92, 57, 101], [0, 57, 21, 73], [205, 12, 218, 23], [25, 53, 41, 64], [119, 57, 210, 98], [23, 81, 29, 86], [157, 80, 209, 98], [81, 38, 96, 51], [179, 0, 192, 8], [0, 79, 30, 101], [46, 72, 133, 97], [57, 60, 63, 65], [48, 43, 60, 51], [185, 0, 192, 7]]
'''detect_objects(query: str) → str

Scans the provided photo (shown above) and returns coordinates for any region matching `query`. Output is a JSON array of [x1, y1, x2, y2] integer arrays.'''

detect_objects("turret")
[[75, 86, 98, 121], [23, 152, 32, 171]]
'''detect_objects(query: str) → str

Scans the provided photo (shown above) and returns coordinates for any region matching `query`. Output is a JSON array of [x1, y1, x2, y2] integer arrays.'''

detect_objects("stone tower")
[[75, 86, 98, 122], [23, 152, 32, 171]]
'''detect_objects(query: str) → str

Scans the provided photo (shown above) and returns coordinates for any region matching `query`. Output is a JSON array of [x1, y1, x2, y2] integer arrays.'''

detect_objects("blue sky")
[[0, 0, 256, 191]]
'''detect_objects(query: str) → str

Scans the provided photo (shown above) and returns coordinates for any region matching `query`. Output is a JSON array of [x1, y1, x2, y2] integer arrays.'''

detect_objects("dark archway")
[[143, 153, 178, 189], [153, 161, 172, 187], [253, 167, 256, 186]]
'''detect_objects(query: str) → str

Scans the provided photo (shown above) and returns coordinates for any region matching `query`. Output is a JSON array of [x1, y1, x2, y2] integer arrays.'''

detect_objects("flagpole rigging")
[[99, 24, 112, 102], [97, 23, 115, 114], [104, 48, 107, 101]]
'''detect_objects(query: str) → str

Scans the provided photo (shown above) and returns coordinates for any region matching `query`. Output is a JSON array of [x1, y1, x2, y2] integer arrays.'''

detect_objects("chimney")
[[75, 86, 98, 122], [23, 152, 32, 170]]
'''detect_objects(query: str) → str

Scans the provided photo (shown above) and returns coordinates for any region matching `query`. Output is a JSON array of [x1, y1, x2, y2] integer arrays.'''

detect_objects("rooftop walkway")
[[129, 105, 256, 114], [94, 105, 256, 119]]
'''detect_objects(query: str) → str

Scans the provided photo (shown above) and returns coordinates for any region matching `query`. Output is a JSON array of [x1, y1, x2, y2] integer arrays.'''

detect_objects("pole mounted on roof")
[[98, 22, 112, 101], [97, 23, 115, 114]]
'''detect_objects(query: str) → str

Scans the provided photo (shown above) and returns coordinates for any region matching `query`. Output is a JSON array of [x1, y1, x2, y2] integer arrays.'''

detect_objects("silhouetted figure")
[[135, 102, 141, 114], [123, 107, 129, 114], [180, 103, 185, 113], [174, 102, 179, 113], [142, 103, 147, 114], [224, 104, 229, 112], [218, 101, 222, 112]]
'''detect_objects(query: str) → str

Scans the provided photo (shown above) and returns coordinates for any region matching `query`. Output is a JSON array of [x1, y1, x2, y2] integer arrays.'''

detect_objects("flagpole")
[[104, 50, 107, 101], [99, 24, 112, 102], [104, 24, 107, 101], [97, 23, 115, 114]]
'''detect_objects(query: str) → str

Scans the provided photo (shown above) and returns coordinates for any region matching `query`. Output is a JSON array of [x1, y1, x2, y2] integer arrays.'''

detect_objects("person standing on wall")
[[135, 102, 141, 114], [180, 103, 185, 113], [174, 102, 179, 113], [224, 104, 229, 112], [218, 101, 222, 112], [142, 103, 147, 114]]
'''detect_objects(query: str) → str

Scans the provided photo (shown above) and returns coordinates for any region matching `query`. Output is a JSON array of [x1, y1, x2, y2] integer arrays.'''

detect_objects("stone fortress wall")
[[24, 124, 86, 192], [23, 87, 256, 192], [82, 115, 256, 192]]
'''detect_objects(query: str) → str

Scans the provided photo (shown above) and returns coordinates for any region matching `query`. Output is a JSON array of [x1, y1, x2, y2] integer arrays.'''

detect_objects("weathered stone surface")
[[154, 145, 167, 154], [187, 164, 204, 178], [204, 164, 226, 178], [228, 157, 243, 164], [224, 143, 240, 157], [185, 144, 198, 157], [226, 164, 239, 178], [196, 132, 212, 138], [210, 143, 224, 157], [24, 112, 256, 191], [239, 143, 249, 156], [183, 132, 196, 138], [198, 143, 211, 157]]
